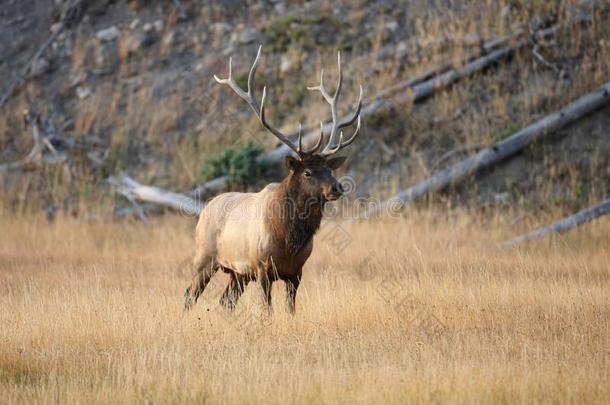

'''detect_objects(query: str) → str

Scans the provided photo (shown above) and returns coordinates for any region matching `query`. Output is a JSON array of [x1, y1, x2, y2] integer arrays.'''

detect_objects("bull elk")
[[184, 46, 362, 314]]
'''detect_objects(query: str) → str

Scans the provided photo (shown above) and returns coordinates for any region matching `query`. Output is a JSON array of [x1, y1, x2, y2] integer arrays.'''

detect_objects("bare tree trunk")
[[501, 198, 610, 247], [186, 176, 228, 200], [357, 81, 610, 219], [108, 175, 202, 217]]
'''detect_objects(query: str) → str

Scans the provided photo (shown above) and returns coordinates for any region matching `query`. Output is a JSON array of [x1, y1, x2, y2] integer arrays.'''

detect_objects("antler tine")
[[323, 132, 344, 155], [322, 115, 361, 156], [342, 115, 362, 147], [307, 69, 332, 102], [247, 45, 261, 96], [296, 123, 303, 153], [337, 85, 363, 130], [213, 46, 261, 114], [308, 51, 362, 157], [215, 46, 302, 156], [307, 54, 339, 150], [323, 51, 343, 151], [301, 122, 324, 154], [334, 51, 343, 99], [260, 87, 301, 155]]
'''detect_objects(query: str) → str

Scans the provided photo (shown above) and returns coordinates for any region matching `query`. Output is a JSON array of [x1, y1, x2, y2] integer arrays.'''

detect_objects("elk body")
[[184, 47, 362, 314]]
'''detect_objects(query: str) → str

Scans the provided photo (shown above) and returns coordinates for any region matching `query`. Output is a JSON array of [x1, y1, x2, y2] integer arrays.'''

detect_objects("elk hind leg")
[[219, 273, 250, 311], [284, 274, 301, 315]]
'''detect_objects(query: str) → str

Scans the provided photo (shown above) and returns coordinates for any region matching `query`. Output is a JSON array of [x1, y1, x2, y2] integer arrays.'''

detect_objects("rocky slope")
[[0, 0, 608, 216]]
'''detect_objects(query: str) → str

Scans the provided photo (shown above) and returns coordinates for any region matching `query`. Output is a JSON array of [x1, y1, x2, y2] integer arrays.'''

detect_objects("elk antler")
[[307, 51, 363, 156], [214, 46, 320, 157]]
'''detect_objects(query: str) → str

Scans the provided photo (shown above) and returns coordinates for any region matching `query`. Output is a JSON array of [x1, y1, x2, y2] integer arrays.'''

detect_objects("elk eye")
[[303, 169, 312, 178]]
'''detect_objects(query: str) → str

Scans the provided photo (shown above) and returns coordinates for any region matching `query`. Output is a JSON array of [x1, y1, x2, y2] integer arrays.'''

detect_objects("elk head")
[[214, 46, 363, 205]]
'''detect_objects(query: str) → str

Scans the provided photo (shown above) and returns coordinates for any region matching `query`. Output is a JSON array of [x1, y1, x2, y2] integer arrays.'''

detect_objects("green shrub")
[[201, 140, 269, 187], [494, 124, 521, 142]]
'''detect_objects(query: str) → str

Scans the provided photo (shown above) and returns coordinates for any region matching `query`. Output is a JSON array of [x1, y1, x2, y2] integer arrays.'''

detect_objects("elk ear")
[[326, 156, 346, 170], [285, 156, 302, 172]]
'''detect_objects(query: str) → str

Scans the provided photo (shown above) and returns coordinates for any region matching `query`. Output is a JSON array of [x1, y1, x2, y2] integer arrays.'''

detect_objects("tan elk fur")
[[183, 48, 362, 314]]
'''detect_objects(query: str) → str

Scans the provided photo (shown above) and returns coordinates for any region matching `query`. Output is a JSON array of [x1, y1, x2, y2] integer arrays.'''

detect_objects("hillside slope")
[[0, 0, 608, 216]]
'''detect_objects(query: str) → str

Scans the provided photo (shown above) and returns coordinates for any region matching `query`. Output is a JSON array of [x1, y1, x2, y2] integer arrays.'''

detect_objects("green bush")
[[201, 140, 269, 187], [494, 124, 521, 142]]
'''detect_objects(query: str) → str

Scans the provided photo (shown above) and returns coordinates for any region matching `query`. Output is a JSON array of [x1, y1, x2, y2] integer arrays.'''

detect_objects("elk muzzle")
[[324, 181, 344, 201]]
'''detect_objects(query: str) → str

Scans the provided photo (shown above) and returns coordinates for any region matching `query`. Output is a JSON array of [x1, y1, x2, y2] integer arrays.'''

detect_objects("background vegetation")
[[0, 0, 609, 217]]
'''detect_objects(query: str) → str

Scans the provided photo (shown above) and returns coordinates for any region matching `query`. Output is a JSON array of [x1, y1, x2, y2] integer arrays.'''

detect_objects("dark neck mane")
[[268, 174, 323, 256]]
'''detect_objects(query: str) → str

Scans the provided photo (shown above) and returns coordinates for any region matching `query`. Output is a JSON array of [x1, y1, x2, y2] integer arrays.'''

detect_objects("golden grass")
[[1, 212, 608, 403]]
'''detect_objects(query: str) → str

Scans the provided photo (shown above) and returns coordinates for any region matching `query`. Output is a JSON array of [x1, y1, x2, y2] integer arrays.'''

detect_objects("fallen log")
[[108, 175, 202, 217], [501, 198, 610, 247], [367, 23, 539, 102], [187, 176, 228, 200], [358, 81, 610, 219]]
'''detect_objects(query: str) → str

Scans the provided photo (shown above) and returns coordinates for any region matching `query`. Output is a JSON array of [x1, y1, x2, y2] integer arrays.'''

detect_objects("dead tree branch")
[[529, 25, 561, 74], [532, 45, 561, 73], [430, 143, 484, 172], [108, 175, 202, 217], [501, 198, 610, 247], [357, 81, 610, 219], [0, 111, 67, 172]]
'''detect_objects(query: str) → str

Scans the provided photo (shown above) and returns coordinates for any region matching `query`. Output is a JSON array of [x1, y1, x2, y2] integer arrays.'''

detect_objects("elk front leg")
[[184, 254, 217, 312], [258, 271, 273, 315], [219, 274, 250, 311], [285, 274, 301, 315]]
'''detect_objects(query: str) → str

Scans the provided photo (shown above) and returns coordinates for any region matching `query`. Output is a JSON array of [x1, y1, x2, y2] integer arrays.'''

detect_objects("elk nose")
[[332, 182, 344, 194]]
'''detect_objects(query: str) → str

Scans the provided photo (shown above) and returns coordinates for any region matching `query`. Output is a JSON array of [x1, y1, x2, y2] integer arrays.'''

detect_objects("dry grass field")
[[0, 211, 608, 403]]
